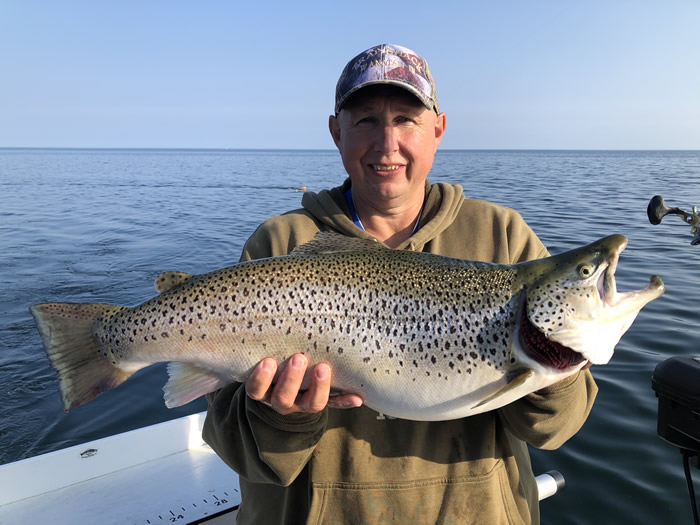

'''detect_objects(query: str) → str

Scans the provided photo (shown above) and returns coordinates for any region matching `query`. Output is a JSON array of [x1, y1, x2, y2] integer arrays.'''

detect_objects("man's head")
[[334, 44, 439, 115], [329, 45, 445, 206]]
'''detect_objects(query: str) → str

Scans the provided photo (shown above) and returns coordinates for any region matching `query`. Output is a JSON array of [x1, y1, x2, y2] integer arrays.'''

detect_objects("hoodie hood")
[[301, 179, 465, 252]]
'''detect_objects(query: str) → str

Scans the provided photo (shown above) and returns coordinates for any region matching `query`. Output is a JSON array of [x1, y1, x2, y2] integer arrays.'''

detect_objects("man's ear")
[[329, 114, 342, 149], [434, 112, 446, 150]]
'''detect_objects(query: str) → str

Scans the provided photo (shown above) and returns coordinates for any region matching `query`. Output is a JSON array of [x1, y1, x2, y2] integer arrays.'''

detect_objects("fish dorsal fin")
[[291, 231, 386, 256], [155, 271, 194, 293], [472, 368, 534, 409]]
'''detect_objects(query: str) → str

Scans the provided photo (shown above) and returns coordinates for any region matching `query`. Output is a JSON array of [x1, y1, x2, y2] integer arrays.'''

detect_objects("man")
[[203, 44, 597, 524]]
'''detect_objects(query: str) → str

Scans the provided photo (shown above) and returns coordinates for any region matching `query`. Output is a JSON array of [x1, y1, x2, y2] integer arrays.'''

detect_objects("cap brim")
[[335, 80, 437, 114]]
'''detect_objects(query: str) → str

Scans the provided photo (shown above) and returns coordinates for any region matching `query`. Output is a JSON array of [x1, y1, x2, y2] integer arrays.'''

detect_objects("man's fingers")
[[245, 358, 277, 401], [297, 363, 332, 413], [271, 353, 308, 411], [327, 393, 364, 409], [247, 354, 363, 415]]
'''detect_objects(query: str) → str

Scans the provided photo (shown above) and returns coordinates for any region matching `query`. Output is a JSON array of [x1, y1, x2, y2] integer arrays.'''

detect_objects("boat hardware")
[[647, 195, 700, 245]]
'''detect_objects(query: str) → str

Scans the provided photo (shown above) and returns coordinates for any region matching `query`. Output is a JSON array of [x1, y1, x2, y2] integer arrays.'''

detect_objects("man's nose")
[[375, 125, 399, 153]]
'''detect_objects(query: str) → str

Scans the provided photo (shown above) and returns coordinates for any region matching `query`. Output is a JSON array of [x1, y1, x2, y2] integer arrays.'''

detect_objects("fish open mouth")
[[596, 239, 665, 316], [519, 308, 585, 370], [598, 238, 623, 305], [517, 234, 665, 368]]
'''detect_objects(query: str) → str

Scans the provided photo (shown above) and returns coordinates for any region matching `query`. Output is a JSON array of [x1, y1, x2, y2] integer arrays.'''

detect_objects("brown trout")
[[30, 232, 664, 420]]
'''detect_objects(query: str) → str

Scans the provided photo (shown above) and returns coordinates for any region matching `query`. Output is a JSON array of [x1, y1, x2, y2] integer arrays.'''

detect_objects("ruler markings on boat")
[[141, 490, 238, 523]]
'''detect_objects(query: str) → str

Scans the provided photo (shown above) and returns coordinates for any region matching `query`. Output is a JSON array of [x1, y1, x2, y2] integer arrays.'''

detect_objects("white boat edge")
[[0, 411, 240, 524], [0, 411, 210, 505], [0, 411, 563, 524]]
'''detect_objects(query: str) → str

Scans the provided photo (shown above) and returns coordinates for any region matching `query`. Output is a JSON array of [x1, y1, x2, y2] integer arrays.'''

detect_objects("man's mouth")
[[372, 164, 402, 172]]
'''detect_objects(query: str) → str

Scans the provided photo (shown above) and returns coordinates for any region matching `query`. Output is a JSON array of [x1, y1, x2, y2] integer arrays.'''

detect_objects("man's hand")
[[245, 353, 363, 415]]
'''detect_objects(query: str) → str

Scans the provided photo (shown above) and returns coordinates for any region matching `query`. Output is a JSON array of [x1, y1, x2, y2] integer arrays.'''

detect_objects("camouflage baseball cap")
[[335, 44, 439, 114]]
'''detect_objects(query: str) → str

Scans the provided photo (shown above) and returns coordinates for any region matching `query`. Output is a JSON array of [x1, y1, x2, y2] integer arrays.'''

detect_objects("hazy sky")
[[1, 1, 698, 149]]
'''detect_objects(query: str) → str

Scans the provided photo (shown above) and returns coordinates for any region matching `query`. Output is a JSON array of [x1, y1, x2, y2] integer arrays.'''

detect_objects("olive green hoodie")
[[203, 180, 597, 524]]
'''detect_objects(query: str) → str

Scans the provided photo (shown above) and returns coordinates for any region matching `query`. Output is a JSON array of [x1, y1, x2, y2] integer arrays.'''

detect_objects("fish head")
[[519, 234, 664, 367]]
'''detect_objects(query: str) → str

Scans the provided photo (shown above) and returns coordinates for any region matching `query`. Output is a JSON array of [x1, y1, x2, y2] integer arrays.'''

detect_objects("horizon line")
[[1, 146, 699, 152]]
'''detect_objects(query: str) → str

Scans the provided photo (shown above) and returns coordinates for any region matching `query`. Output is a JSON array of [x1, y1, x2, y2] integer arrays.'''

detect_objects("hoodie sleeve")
[[203, 382, 328, 485], [202, 213, 328, 485], [498, 369, 598, 449]]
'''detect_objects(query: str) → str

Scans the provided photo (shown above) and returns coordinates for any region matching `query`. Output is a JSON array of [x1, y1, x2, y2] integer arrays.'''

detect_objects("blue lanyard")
[[344, 188, 423, 236]]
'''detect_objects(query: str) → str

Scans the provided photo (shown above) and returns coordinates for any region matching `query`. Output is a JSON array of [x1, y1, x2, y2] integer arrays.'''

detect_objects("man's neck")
[[352, 197, 424, 249]]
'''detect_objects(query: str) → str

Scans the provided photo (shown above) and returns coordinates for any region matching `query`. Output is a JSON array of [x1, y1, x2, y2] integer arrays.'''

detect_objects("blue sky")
[[1, 1, 698, 149]]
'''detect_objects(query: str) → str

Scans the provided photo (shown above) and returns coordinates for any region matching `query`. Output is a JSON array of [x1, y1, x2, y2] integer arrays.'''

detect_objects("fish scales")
[[30, 232, 664, 420], [98, 250, 519, 391]]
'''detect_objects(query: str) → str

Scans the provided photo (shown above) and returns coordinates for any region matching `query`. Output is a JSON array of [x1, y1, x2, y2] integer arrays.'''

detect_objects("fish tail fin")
[[30, 302, 136, 411]]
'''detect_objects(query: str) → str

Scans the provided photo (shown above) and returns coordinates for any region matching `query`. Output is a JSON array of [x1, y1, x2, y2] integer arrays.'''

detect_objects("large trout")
[[30, 232, 663, 420]]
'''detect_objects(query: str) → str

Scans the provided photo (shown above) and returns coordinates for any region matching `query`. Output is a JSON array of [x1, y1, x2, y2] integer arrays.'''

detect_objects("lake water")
[[1, 148, 699, 524]]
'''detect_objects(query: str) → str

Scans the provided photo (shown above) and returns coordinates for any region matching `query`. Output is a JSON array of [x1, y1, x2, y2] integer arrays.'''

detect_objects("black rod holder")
[[647, 195, 700, 245]]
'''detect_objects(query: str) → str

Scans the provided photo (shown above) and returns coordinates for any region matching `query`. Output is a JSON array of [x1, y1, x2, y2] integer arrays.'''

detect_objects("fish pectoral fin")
[[472, 368, 534, 409], [154, 271, 194, 293], [163, 362, 230, 408], [291, 231, 386, 255]]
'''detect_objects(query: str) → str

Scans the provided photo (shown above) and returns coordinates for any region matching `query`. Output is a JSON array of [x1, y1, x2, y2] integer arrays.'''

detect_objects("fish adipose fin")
[[154, 271, 194, 293], [29, 303, 136, 411], [291, 231, 386, 255], [164, 362, 230, 408], [472, 368, 534, 409]]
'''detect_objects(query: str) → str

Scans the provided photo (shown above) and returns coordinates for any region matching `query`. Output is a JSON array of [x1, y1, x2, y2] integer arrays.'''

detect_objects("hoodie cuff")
[[247, 396, 328, 433]]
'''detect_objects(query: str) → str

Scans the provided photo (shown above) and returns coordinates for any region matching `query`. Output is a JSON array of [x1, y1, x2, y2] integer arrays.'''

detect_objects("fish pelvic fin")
[[29, 303, 135, 412], [164, 362, 230, 408], [154, 271, 194, 293], [472, 368, 534, 409]]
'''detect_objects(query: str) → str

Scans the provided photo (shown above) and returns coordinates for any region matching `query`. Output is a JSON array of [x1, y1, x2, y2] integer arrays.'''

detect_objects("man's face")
[[329, 86, 446, 207]]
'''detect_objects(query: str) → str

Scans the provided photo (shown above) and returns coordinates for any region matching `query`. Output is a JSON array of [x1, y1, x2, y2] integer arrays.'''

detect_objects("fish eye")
[[578, 264, 594, 278]]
